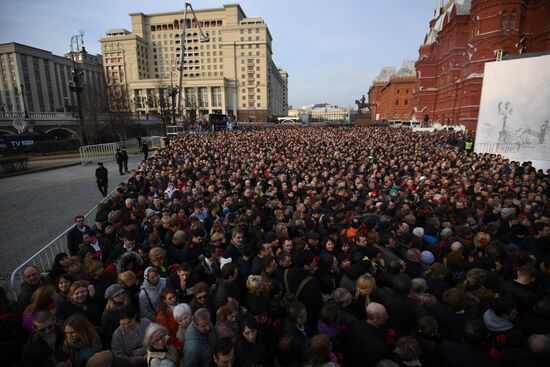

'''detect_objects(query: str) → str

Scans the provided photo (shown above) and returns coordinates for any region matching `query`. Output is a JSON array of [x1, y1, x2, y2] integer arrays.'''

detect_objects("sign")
[[475, 54, 550, 171], [12, 118, 27, 133]]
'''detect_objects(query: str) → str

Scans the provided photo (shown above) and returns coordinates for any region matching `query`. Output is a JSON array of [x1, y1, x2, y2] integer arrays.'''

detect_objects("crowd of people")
[[1, 126, 549, 367]]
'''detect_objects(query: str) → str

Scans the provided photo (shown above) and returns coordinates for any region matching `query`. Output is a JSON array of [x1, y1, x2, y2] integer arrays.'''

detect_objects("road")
[[0, 154, 143, 278]]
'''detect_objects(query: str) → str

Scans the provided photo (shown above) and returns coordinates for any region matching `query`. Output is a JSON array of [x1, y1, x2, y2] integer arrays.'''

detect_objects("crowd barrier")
[[79, 136, 165, 165], [8, 190, 117, 300]]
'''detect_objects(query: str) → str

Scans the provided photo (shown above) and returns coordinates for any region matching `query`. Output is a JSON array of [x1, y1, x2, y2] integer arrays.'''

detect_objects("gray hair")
[[173, 303, 192, 319], [143, 323, 167, 350]]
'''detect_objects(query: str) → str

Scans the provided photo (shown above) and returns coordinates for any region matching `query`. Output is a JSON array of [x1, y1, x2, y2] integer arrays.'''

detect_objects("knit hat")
[[104, 284, 125, 299], [412, 227, 425, 238], [420, 251, 435, 266], [173, 303, 192, 319]]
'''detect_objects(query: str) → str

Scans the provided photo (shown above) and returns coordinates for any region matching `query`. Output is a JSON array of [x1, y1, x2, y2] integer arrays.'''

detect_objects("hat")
[[412, 227, 425, 238], [264, 231, 277, 242], [145, 208, 157, 218], [222, 207, 230, 215], [504, 243, 520, 253], [104, 284, 125, 299], [95, 213, 107, 223], [420, 251, 435, 265], [389, 188, 398, 195], [173, 303, 192, 319]]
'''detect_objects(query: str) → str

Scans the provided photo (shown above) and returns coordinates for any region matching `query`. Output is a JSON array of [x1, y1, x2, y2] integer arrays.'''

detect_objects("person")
[[143, 323, 180, 367], [235, 314, 266, 367], [140, 267, 167, 321], [63, 313, 112, 367], [102, 283, 131, 346], [57, 280, 102, 327], [21, 284, 56, 334], [95, 162, 109, 196], [111, 305, 151, 367], [305, 334, 338, 367], [155, 287, 179, 346], [67, 216, 90, 256], [349, 302, 391, 367], [278, 302, 309, 363], [215, 299, 239, 340], [142, 142, 149, 161], [122, 147, 130, 173], [17, 265, 45, 314], [116, 148, 124, 175], [212, 337, 236, 367], [184, 308, 216, 367], [173, 303, 192, 346], [21, 310, 70, 367]]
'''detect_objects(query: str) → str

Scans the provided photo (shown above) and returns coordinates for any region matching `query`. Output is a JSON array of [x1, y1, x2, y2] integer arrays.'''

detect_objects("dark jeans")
[[97, 180, 108, 196], [117, 162, 124, 175]]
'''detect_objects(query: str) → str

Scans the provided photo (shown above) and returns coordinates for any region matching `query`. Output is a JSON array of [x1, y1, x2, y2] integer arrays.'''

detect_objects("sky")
[[0, 0, 437, 108]]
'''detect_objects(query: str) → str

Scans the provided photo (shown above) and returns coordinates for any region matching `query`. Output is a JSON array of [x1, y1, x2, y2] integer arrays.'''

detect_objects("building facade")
[[0, 42, 106, 114], [368, 62, 416, 121], [100, 3, 288, 122], [413, 0, 550, 130]]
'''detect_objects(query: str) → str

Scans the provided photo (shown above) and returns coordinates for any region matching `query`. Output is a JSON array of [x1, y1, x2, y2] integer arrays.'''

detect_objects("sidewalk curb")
[[0, 162, 81, 179]]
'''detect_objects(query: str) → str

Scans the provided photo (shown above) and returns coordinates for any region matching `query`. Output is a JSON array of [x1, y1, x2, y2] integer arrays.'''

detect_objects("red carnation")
[[495, 334, 508, 344], [489, 348, 501, 359]]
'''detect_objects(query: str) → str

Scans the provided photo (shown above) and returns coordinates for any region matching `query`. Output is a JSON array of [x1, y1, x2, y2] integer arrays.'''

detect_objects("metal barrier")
[[79, 136, 166, 165], [8, 191, 114, 300]]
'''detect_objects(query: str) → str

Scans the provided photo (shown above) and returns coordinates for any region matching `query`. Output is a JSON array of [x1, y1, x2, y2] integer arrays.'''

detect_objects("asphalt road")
[[0, 154, 143, 277]]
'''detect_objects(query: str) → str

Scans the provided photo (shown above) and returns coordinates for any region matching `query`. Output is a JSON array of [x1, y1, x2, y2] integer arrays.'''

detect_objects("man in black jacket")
[[349, 302, 391, 367], [95, 162, 108, 196], [67, 215, 90, 256], [21, 311, 69, 367], [284, 250, 323, 334]]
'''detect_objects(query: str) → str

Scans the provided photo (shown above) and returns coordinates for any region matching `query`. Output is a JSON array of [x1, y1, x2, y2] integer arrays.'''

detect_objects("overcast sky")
[[0, 0, 436, 108]]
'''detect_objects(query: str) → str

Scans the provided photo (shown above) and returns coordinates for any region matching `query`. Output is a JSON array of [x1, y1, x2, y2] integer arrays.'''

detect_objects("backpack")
[[283, 269, 313, 309]]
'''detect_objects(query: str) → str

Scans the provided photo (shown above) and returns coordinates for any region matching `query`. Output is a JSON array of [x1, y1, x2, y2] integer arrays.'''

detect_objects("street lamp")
[[69, 33, 88, 146], [176, 2, 210, 120]]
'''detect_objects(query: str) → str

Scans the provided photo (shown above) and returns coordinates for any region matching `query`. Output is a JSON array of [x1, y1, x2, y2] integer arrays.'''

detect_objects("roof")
[[424, 0, 472, 45], [395, 60, 416, 77], [373, 67, 397, 82]]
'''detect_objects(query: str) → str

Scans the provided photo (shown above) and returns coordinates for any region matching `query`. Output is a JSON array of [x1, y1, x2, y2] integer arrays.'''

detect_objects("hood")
[[140, 276, 166, 291], [483, 309, 513, 332], [117, 251, 143, 275]]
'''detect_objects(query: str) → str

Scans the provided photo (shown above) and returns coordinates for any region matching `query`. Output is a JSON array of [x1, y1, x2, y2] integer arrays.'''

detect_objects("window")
[[404, 100, 408, 105], [395, 99, 399, 105], [501, 13, 508, 32], [510, 12, 516, 32]]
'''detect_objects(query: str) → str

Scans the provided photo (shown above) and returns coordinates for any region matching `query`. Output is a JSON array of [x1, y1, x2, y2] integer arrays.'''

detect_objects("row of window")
[[150, 19, 222, 32], [501, 12, 517, 33]]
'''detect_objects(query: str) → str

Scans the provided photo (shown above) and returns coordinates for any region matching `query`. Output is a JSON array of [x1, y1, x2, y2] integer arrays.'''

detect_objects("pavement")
[[0, 153, 144, 280]]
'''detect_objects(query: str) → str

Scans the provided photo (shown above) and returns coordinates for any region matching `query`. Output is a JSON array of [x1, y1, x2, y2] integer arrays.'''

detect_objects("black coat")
[[436, 339, 501, 367], [21, 325, 69, 367], [67, 225, 90, 256], [278, 318, 308, 363], [284, 268, 323, 327], [374, 287, 428, 334], [348, 320, 391, 367], [95, 166, 108, 183]]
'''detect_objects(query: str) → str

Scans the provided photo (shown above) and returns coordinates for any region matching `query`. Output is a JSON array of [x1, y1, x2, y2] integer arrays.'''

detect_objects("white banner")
[[475, 54, 550, 171]]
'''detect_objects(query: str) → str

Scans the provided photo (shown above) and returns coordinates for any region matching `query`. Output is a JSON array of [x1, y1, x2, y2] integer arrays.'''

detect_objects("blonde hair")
[[105, 292, 130, 312], [355, 273, 375, 308], [68, 280, 90, 304], [118, 270, 136, 286], [246, 275, 263, 295], [84, 258, 103, 277]]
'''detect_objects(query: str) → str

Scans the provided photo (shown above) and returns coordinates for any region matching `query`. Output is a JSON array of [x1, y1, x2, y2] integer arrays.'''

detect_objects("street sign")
[[12, 118, 27, 133]]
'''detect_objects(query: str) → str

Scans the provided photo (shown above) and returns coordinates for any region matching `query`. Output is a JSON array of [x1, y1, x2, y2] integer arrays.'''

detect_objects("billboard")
[[474, 54, 550, 171]]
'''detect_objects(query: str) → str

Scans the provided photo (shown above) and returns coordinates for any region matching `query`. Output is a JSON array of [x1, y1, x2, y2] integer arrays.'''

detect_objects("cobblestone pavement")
[[0, 154, 143, 275]]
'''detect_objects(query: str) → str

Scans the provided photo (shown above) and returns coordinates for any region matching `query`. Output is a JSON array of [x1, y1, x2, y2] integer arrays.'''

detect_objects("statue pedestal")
[[352, 114, 371, 127]]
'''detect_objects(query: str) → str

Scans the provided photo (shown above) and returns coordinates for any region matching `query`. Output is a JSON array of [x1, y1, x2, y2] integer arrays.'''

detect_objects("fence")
[[79, 136, 165, 165], [8, 190, 115, 300]]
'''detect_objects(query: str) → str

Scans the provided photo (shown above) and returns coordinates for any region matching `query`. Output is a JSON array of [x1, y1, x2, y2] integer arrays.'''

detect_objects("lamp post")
[[176, 2, 209, 119], [69, 33, 88, 146]]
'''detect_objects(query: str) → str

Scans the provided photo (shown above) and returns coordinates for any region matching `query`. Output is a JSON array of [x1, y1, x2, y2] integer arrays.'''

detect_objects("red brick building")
[[368, 62, 416, 121], [412, 0, 550, 130]]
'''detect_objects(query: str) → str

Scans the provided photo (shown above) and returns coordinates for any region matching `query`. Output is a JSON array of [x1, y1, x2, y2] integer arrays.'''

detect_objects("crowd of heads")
[[1, 126, 549, 367]]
